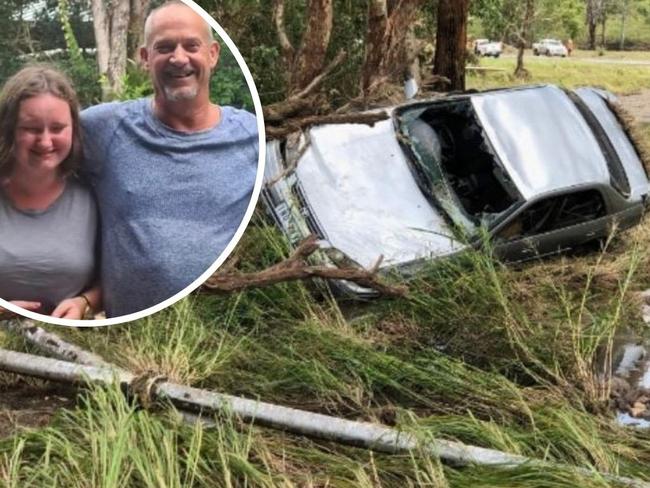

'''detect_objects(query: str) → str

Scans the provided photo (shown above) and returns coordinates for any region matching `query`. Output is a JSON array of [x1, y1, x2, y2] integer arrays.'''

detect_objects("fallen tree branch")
[[264, 132, 312, 187], [0, 318, 111, 367], [266, 110, 390, 139], [263, 50, 347, 124], [203, 235, 407, 297], [289, 49, 346, 100], [1, 348, 648, 487]]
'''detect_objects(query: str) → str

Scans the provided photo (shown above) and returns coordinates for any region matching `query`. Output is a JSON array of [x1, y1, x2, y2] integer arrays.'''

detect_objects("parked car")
[[473, 39, 502, 57], [262, 85, 650, 296], [533, 39, 568, 57]]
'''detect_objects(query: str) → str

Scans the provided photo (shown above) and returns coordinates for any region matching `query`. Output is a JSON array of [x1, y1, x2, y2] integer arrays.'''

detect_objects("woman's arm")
[[0, 300, 42, 319], [51, 284, 102, 320]]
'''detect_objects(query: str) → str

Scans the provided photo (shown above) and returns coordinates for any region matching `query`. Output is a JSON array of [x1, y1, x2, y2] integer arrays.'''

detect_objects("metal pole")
[[0, 348, 648, 487]]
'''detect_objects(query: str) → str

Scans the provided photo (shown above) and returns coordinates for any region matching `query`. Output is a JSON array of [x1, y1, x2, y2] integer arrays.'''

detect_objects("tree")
[[89, 0, 150, 100], [514, 0, 535, 78], [273, 0, 334, 95], [90, 0, 130, 100], [586, 0, 606, 49], [433, 0, 470, 91], [0, 0, 28, 84], [360, 0, 425, 97]]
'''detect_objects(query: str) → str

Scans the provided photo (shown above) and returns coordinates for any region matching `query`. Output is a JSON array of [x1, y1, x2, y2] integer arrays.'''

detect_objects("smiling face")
[[140, 4, 219, 106], [13, 94, 73, 175]]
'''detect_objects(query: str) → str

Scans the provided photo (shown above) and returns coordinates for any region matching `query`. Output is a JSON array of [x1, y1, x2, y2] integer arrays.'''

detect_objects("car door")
[[491, 189, 609, 262]]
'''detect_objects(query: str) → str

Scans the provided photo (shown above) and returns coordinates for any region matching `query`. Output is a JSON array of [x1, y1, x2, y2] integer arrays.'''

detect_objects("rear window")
[[567, 91, 631, 197]]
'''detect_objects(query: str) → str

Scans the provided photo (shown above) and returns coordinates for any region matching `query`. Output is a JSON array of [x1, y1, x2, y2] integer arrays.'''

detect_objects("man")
[[81, 1, 258, 317]]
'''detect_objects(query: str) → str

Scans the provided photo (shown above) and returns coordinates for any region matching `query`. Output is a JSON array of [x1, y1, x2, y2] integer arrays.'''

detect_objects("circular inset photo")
[[0, 0, 265, 326]]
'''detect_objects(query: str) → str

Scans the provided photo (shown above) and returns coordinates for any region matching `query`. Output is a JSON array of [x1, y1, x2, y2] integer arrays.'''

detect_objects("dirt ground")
[[620, 90, 650, 123], [0, 382, 77, 439]]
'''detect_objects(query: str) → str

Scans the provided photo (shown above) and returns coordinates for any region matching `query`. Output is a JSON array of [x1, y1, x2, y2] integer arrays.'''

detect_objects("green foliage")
[[0, 0, 29, 86], [470, 0, 585, 43], [467, 54, 650, 94], [210, 45, 254, 110], [57, 0, 101, 106], [117, 61, 153, 102]]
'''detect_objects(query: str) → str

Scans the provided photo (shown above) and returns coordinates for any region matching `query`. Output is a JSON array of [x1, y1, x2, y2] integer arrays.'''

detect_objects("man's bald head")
[[143, 1, 214, 48]]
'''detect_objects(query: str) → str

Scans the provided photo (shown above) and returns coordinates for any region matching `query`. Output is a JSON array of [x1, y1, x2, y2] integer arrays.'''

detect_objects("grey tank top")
[[0, 178, 98, 314]]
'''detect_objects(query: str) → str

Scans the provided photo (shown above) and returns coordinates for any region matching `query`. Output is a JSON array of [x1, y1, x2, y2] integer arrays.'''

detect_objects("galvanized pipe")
[[0, 348, 648, 487], [1, 319, 111, 367]]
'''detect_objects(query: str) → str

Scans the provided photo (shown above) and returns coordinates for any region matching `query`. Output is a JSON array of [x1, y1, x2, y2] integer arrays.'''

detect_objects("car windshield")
[[396, 100, 520, 235], [548, 40, 562, 45]]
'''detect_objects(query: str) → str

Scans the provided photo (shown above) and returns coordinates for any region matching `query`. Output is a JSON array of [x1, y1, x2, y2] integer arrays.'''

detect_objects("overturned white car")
[[262, 85, 649, 296]]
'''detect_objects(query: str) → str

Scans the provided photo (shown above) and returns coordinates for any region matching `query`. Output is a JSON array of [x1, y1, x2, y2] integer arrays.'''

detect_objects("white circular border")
[[0, 0, 266, 327]]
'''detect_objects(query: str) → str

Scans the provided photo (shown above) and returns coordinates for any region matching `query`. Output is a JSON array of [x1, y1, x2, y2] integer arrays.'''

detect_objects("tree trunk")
[[272, 0, 334, 95], [360, 0, 423, 96], [361, 0, 389, 94], [586, 0, 597, 50], [432, 0, 470, 91], [290, 0, 333, 93], [619, 0, 628, 50], [586, 0, 606, 50], [91, 0, 131, 100], [128, 0, 151, 61], [514, 0, 534, 78]]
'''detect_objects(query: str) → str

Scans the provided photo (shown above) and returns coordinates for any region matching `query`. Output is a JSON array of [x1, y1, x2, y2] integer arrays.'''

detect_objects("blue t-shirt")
[[80, 99, 258, 317]]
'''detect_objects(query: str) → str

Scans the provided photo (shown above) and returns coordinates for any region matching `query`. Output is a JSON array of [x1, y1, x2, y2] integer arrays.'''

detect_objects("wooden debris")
[[202, 235, 407, 298], [263, 50, 347, 124], [264, 133, 312, 187], [266, 111, 390, 139]]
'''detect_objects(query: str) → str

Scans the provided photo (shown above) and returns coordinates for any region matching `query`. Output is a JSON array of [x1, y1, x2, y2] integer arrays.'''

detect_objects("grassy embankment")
[[3, 58, 650, 487]]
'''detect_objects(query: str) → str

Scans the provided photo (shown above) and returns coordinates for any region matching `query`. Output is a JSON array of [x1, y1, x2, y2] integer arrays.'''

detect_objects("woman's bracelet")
[[79, 293, 92, 313]]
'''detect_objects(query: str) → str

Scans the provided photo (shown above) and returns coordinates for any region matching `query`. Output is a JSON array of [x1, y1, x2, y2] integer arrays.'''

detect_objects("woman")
[[0, 65, 100, 320]]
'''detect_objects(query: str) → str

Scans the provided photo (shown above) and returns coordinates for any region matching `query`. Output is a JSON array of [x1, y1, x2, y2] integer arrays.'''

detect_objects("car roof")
[[470, 85, 611, 200]]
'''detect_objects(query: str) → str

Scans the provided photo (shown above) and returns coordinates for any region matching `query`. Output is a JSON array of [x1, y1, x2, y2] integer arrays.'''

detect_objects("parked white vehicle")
[[533, 39, 568, 57], [473, 39, 502, 57]]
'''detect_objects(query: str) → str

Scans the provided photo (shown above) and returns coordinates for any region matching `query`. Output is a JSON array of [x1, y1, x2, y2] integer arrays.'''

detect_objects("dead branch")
[[202, 235, 407, 297], [264, 97, 320, 123], [291, 49, 346, 101], [265, 133, 312, 187], [266, 111, 390, 139], [272, 0, 294, 66], [263, 50, 347, 124]]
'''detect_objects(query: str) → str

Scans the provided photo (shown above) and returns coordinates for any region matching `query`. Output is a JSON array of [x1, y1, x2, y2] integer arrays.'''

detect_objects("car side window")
[[497, 190, 606, 241]]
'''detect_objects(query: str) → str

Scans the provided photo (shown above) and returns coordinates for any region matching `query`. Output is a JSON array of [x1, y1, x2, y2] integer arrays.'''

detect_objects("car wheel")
[[494, 53, 500, 58], [533, 50, 539, 56]]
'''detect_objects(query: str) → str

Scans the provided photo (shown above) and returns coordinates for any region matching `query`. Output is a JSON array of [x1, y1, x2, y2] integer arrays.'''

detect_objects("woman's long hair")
[[0, 64, 83, 178]]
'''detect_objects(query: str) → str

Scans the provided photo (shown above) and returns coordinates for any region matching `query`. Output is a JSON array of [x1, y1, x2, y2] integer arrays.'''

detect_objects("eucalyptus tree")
[[433, 0, 470, 91]]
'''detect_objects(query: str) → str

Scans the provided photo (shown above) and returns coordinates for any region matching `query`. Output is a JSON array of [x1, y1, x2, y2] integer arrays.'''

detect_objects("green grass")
[[4, 62, 650, 488], [468, 51, 650, 93], [7, 216, 648, 486]]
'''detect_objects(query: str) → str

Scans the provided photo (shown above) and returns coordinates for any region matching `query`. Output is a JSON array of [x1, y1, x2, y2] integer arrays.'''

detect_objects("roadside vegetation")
[[469, 50, 650, 93], [3, 65, 650, 487], [4, 209, 650, 486], [3, 4, 650, 485]]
